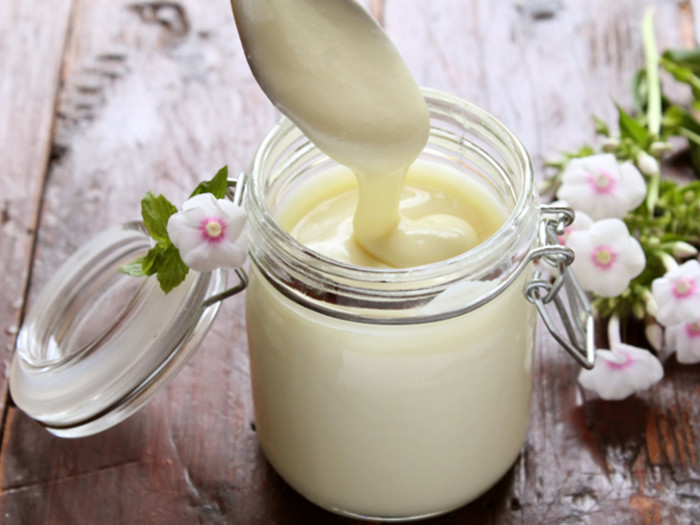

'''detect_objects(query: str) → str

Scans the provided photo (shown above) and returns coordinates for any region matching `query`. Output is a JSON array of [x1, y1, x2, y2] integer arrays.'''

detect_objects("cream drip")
[[231, 0, 478, 266]]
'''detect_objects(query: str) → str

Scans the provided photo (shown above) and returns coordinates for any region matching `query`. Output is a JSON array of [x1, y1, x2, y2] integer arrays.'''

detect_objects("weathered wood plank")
[[387, 0, 693, 168], [0, 0, 275, 523], [0, 1, 75, 421], [0, 0, 699, 524]]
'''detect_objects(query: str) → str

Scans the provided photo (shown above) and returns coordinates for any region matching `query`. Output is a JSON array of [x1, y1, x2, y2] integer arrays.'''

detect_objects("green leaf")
[[631, 68, 647, 114], [155, 244, 189, 294], [662, 48, 700, 74], [662, 104, 685, 130], [140, 245, 164, 276], [141, 192, 178, 244], [616, 103, 650, 146], [119, 258, 147, 277], [189, 165, 229, 199], [660, 57, 700, 99], [119, 245, 165, 278]]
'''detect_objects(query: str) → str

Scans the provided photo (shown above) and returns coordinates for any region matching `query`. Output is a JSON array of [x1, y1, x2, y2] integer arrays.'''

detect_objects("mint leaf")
[[119, 258, 147, 277], [155, 244, 189, 293], [141, 245, 165, 276], [189, 165, 229, 199], [142, 191, 178, 244], [118, 245, 165, 277]]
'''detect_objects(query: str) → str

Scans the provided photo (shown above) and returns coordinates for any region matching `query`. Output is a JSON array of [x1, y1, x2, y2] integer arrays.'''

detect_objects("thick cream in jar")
[[232, 0, 539, 519], [244, 90, 539, 520]]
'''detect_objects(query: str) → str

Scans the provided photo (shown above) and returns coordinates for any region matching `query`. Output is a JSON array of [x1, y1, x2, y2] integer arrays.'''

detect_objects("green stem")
[[646, 169, 660, 217], [642, 9, 661, 137], [679, 126, 700, 145]]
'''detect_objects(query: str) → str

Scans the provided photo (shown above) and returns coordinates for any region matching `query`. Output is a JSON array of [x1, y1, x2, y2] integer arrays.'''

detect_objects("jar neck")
[[245, 88, 538, 323]]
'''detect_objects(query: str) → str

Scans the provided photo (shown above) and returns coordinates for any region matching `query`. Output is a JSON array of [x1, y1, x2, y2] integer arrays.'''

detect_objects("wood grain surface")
[[1, 0, 699, 523]]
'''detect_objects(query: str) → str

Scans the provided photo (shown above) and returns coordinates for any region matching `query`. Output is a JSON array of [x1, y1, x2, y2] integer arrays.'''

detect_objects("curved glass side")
[[9, 222, 227, 437]]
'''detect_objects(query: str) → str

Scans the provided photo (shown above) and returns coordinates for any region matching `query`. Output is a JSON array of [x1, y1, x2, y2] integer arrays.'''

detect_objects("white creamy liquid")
[[230, 0, 478, 266], [246, 160, 535, 516], [246, 260, 535, 518], [282, 160, 499, 268]]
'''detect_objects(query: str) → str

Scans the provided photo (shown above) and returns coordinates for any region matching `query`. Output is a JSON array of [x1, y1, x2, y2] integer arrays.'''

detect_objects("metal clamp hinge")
[[525, 205, 596, 369]]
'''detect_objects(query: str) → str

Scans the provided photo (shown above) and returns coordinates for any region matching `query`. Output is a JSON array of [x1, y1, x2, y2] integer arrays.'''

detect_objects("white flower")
[[664, 321, 700, 364], [651, 259, 700, 326], [557, 154, 646, 220], [565, 218, 646, 297], [578, 317, 664, 400], [578, 344, 664, 400], [167, 193, 248, 272]]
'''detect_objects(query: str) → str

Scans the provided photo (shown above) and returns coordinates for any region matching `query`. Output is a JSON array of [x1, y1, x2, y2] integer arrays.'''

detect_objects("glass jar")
[[243, 88, 558, 520]]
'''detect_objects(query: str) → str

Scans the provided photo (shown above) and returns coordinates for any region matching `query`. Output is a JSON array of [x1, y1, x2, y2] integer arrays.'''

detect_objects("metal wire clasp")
[[202, 173, 249, 308], [524, 204, 596, 369]]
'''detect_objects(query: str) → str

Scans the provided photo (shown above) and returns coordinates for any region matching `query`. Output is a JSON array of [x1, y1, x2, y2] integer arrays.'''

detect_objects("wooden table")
[[2, 1, 699, 523]]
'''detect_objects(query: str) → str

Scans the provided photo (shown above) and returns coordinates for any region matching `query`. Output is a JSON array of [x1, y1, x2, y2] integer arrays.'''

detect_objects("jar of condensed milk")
[[9, 89, 593, 521], [242, 88, 594, 519]]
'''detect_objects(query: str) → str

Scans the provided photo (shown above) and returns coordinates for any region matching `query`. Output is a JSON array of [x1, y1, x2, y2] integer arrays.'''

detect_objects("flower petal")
[[664, 321, 700, 364], [618, 162, 647, 210], [651, 260, 700, 326], [578, 344, 664, 400]]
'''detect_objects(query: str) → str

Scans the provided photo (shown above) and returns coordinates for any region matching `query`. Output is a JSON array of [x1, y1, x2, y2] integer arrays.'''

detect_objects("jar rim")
[[246, 88, 538, 321]]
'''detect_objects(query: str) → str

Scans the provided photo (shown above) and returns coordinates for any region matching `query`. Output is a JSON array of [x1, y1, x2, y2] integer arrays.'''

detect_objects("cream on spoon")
[[231, 0, 478, 266]]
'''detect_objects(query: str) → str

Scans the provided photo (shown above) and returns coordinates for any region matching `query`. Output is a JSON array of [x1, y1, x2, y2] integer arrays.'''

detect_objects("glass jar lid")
[[9, 221, 229, 438]]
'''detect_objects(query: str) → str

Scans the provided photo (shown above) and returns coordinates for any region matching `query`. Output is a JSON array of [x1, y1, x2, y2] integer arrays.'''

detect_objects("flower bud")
[[636, 151, 660, 176], [646, 236, 660, 248], [649, 141, 672, 156], [672, 241, 698, 259], [644, 321, 663, 352], [601, 137, 620, 152], [644, 290, 659, 318]]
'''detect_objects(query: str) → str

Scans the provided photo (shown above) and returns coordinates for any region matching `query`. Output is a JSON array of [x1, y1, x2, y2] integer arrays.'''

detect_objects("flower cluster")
[[544, 13, 700, 400], [121, 166, 248, 293]]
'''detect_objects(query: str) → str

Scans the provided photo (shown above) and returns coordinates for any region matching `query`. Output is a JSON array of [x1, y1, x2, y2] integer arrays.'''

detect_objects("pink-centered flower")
[[559, 209, 593, 245], [651, 259, 700, 327], [664, 320, 700, 364], [167, 193, 248, 272], [578, 316, 664, 400], [565, 218, 645, 297], [557, 154, 646, 220]]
